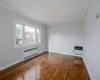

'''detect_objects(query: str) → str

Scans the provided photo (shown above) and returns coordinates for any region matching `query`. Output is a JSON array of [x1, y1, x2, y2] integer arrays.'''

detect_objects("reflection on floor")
[[0, 52, 90, 80]]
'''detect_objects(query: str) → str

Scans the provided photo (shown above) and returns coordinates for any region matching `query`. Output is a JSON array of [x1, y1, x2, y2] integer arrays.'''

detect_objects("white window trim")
[[36, 27, 41, 44], [14, 19, 41, 48], [14, 20, 24, 48]]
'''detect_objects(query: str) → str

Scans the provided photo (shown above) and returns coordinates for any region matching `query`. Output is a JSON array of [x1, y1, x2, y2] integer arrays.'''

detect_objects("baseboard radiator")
[[24, 47, 38, 61]]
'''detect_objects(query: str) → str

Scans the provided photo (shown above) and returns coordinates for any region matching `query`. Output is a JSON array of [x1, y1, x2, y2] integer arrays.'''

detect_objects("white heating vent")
[[24, 47, 38, 60], [74, 46, 83, 55]]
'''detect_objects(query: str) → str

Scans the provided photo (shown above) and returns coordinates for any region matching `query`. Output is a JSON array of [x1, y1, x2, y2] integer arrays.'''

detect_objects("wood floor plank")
[[0, 52, 91, 80]]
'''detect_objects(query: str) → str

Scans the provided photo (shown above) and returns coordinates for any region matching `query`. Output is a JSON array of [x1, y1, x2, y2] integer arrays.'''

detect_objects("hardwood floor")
[[0, 52, 90, 80]]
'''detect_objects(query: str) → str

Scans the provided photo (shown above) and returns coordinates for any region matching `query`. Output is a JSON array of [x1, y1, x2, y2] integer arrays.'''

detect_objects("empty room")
[[0, 0, 100, 80]]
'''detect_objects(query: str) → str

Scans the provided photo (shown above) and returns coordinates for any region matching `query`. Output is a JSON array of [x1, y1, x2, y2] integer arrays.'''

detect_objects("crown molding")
[[82, 0, 91, 19], [0, 0, 90, 26], [48, 18, 83, 25]]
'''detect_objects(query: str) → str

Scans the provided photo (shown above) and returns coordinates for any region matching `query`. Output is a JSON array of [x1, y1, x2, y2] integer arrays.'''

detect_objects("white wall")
[[47, 20, 83, 55], [83, 0, 100, 80], [0, 5, 47, 69]]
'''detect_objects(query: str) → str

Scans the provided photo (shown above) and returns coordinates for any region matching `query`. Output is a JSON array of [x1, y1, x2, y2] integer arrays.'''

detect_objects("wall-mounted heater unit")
[[74, 46, 83, 55], [24, 47, 38, 60]]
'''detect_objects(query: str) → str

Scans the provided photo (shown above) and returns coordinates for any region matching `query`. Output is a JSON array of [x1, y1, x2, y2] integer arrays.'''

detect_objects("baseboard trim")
[[48, 51, 92, 79], [0, 51, 48, 71], [0, 60, 22, 71], [0, 51, 92, 80], [39, 51, 48, 54], [47, 51, 83, 57], [0, 51, 83, 71], [83, 57, 92, 80]]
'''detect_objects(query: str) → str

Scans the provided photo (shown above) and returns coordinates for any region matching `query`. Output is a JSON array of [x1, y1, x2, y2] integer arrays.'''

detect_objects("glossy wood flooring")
[[0, 52, 90, 80]]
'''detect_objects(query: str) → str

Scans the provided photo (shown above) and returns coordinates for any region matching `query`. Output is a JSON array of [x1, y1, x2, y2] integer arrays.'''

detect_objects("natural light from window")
[[25, 26, 36, 45], [14, 20, 41, 47], [16, 24, 23, 46]]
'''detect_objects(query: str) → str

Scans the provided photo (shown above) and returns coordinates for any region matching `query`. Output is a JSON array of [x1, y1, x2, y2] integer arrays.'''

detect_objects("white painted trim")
[[0, 60, 22, 71], [14, 19, 24, 48], [0, 3, 23, 17], [49, 0, 91, 25], [48, 51, 83, 57], [83, 57, 93, 80], [48, 19, 82, 25], [38, 50, 47, 54], [82, 0, 91, 19], [0, 3, 86, 25], [48, 51, 93, 79]]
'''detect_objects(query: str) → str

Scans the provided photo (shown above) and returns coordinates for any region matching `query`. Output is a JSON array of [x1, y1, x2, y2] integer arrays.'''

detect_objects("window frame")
[[14, 20, 24, 48], [14, 20, 41, 48], [36, 28, 41, 44], [24, 23, 37, 47]]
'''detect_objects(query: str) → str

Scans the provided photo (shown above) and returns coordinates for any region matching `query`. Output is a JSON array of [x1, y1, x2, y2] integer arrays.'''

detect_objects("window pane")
[[37, 29, 39, 33], [36, 29, 41, 44], [24, 26, 36, 45], [16, 24, 23, 45]]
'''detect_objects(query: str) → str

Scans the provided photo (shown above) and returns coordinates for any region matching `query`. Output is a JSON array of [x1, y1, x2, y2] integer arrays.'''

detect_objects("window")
[[36, 29, 41, 44], [14, 20, 41, 47], [15, 24, 23, 46], [24, 26, 36, 45]]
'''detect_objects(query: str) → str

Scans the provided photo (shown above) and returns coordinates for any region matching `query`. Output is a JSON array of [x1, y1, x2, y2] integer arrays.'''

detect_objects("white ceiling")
[[0, 0, 89, 25]]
